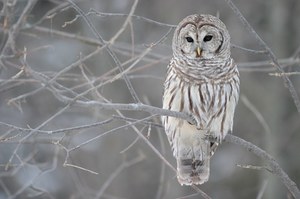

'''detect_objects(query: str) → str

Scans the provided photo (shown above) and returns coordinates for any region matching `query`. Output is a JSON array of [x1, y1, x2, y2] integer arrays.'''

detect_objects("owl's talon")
[[187, 115, 197, 126], [189, 115, 203, 129], [204, 135, 218, 143]]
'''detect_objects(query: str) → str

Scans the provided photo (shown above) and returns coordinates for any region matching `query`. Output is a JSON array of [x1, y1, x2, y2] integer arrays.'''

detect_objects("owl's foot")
[[203, 135, 221, 156], [204, 134, 217, 142], [204, 134, 223, 144], [187, 114, 197, 126], [187, 114, 203, 130]]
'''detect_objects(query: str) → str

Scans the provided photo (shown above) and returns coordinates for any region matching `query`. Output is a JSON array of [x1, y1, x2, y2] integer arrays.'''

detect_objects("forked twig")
[[67, 0, 141, 103]]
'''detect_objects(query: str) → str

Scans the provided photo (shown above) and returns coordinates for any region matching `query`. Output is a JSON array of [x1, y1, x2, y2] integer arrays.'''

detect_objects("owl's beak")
[[195, 47, 202, 58]]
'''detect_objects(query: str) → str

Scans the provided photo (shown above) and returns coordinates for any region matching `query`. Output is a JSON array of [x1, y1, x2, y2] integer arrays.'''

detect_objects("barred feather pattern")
[[162, 57, 240, 185]]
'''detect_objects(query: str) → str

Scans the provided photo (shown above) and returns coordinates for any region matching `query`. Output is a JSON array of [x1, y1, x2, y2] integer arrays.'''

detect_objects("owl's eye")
[[185, 37, 194, 43], [203, 35, 213, 42]]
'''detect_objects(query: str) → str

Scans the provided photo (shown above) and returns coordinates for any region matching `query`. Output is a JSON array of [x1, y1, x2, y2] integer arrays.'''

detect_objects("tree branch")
[[0, 0, 38, 56], [67, 0, 141, 103], [225, 0, 300, 113], [225, 134, 300, 199]]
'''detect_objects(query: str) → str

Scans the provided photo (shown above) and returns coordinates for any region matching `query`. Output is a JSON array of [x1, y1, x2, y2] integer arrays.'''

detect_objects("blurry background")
[[0, 0, 299, 198]]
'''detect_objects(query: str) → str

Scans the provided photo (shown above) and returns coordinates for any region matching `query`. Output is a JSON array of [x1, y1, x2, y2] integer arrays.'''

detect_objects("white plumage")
[[162, 14, 240, 185]]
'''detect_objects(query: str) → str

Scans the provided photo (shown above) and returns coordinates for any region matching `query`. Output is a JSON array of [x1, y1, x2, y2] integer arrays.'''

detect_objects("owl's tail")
[[176, 141, 211, 186], [177, 157, 210, 185]]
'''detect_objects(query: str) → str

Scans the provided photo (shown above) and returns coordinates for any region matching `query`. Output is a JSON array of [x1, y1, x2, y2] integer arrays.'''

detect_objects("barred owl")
[[162, 14, 240, 185]]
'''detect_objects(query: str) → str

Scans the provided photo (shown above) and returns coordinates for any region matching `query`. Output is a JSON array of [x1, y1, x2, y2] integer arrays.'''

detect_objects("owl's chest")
[[184, 82, 229, 114], [165, 76, 236, 122]]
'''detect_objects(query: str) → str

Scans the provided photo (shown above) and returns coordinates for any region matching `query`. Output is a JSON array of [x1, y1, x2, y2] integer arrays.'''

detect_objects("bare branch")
[[225, 0, 300, 113], [74, 100, 195, 124], [0, 118, 113, 135], [63, 163, 99, 175], [68, 9, 176, 28], [0, 0, 38, 56], [231, 43, 267, 54], [241, 95, 271, 135], [269, 72, 300, 77], [109, 0, 139, 44], [95, 154, 145, 199], [225, 134, 300, 198], [256, 180, 268, 199], [67, 0, 141, 103]]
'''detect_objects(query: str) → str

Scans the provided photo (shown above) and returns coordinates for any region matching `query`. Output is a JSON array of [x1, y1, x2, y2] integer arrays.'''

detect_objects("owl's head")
[[172, 14, 230, 61]]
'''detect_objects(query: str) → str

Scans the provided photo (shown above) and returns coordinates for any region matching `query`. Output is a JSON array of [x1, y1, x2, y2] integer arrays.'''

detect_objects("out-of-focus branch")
[[238, 57, 300, 71], [61, 9, 176, 29], [0, 0, 38, 56], [68, 0, 141, 103], [225, 0, 300, 113], [27, 2, 70, 28], [95, 154, 145, 199], [225, 134, 300, 199], [89, 9, 176, 26], [108, 0, 138, 44]]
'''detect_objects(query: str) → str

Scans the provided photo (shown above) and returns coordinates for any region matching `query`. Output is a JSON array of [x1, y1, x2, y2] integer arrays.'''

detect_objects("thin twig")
[[67, 0, 141, 103], [27, 2, 70, 29], [236, 164, 271, 172], [113, 115, 163, 128], [119, 136, 140, 154], [75, 9, 176, 28], [63, 163, 99, 175], [7, 46, 103, 105], [6, 146, 59, 199], [256, 180, 269, 199], [95, 154, 145, 199], [241, 95, 271, 135], [5, 104, 71, 170], [231, 43, 267, 54], [109, 0, 138, 44], [68, 115, 156, 152], [0, 0, 38, 56], [0, 119, 113, 135], [269, 72, 300, 77], [74, 100, 196, 125], [238, 57, 299, 69]]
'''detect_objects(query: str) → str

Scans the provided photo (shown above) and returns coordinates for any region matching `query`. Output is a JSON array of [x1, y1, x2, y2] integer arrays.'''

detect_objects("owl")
[[162, 14, 240, 185]]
